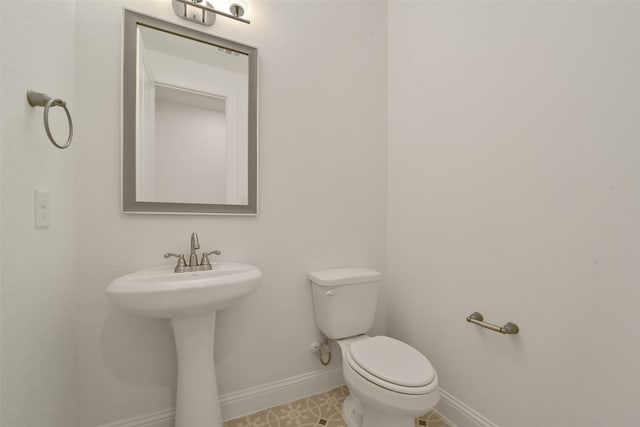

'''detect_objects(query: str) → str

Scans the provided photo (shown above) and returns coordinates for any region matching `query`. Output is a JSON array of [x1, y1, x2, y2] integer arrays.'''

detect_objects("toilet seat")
[[345, 336, 437, 395]]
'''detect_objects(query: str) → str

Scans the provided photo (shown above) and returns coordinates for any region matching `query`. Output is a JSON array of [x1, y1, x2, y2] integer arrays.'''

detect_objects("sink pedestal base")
[[172, 312, 222, 427]]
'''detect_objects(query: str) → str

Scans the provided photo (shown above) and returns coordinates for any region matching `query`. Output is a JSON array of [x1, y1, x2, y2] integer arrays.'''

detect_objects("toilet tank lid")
[[308, 268, 382, 287]]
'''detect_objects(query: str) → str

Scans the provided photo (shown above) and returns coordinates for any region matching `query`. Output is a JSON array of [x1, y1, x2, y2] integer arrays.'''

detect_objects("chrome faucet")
[[189, 232, 200, 267], [164, 232, 221, 273]]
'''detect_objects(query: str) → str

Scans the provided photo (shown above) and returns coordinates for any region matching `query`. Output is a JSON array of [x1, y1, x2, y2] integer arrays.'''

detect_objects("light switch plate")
[[35, 190, 50, 228]]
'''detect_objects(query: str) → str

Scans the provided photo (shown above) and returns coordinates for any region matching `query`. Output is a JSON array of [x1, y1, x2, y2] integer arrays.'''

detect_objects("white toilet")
[[309, 268, 439, 427]]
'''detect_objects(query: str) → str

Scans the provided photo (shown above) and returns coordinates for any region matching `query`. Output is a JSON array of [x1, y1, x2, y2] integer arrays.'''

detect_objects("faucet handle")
[[200, 250, 221, 270], [164, 253, 187, 272]]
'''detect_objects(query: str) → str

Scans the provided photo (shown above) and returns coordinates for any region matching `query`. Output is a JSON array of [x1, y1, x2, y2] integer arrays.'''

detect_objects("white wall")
[[387, 2, 640, 426], [0, 2, 3, 420], [154, 100, 227, 204], [74, 1, 387, 425], [0, 1, 78, 426]]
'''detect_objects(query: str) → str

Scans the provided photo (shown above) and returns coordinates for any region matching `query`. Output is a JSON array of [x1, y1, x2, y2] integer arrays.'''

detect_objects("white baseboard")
[[220, 367, 343, 420], [437, 388, 499, 427], [97, 367, 344, 427], [99, 372, 498, 427], [98, 408, 175, 427]]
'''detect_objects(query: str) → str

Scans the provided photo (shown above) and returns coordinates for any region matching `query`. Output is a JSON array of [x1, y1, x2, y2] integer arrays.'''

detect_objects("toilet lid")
[[348, 336, 435, 388]]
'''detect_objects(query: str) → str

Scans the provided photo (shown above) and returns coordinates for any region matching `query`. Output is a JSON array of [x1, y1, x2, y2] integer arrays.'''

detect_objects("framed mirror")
[[122, 10, 258, 214]]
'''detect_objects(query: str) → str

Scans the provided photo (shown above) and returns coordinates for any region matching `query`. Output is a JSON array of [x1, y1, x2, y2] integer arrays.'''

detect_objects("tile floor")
[[224, 385, 449, 427]]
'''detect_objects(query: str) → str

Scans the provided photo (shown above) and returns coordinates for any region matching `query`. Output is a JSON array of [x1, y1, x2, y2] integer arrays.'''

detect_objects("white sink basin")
[[107, 261, 262, 427], [107, 262, 262, 318]]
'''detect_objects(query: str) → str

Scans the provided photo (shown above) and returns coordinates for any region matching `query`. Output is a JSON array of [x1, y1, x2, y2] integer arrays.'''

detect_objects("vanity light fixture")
[[172, 0, 250, 26], [229, 0, 248, 18]]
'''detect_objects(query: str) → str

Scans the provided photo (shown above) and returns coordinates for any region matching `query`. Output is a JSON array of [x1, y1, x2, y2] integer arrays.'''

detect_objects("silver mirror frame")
[[122, 10, 258, 215]]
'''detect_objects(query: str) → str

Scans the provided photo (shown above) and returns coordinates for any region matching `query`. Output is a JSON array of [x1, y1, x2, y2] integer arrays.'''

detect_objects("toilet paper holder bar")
[[466, 312, 519, 335]]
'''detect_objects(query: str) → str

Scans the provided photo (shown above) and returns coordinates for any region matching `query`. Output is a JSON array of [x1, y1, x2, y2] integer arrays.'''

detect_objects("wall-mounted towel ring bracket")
[[26, 89, 73, 149]]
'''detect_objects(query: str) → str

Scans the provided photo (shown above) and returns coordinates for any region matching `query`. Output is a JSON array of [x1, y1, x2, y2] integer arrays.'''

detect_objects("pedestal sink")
[[107, 262, 262, 427]]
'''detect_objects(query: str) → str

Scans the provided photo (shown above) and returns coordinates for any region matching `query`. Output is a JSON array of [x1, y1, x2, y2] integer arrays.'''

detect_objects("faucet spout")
[[191, 232, 200, 251], [165, 232, 219, 272], [189, 232, 200, 266]]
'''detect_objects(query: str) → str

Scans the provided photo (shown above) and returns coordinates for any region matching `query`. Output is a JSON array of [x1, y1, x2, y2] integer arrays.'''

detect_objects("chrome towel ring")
[[26, 89, 73, 149]]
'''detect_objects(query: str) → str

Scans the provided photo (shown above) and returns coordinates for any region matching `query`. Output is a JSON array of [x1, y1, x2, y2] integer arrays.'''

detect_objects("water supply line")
[[311, 336, 332, 366]]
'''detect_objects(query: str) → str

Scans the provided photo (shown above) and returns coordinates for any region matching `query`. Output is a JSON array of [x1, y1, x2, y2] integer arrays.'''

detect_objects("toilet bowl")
[[337, 335, 439, 427], [308, 268, 440, 427]]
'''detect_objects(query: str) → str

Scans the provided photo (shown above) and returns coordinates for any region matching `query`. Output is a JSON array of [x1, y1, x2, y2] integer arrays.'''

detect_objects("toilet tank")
[[308, 268, 382, 340]]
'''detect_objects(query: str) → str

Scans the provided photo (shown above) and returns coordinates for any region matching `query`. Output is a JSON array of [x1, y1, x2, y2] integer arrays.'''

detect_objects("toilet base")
[[342, 395, 362, 427], [342, 392, 417, 427], [361, 407, 416, 427]]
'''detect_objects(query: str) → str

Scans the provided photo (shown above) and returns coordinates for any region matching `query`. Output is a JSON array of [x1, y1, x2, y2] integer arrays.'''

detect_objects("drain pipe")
[[310, 336, 332, 366]]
